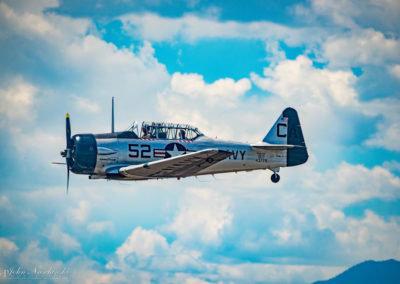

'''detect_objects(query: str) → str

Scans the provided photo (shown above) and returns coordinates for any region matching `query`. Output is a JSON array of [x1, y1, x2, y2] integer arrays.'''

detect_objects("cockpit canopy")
[[135, 121, 204, 140]]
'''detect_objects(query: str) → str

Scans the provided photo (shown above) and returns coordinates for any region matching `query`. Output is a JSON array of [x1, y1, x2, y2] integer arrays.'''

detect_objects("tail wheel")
[[271, 173, 280, 183]]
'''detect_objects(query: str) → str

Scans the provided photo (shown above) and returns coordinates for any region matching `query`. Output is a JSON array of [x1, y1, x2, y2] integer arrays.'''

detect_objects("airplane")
[[59, 98, 308, 192]]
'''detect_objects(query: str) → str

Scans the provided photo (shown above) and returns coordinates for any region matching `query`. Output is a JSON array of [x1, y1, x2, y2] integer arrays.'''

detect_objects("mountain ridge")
[[313, 259, 400, 284]]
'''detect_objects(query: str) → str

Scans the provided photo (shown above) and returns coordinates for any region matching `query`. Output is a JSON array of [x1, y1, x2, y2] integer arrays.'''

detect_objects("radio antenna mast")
[[111, 97, 115, 133]]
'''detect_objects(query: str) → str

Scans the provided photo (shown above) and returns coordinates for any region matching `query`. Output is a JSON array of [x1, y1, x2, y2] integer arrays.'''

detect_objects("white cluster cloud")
[[249, 55, 359, 147], [307, 163, 400, 208], [67, 200, 90, 224], [0, 238, 18, 255], [0, 78, 37, 127], [107, 226, 205, 275], [158, 53, 400, 155], [322, 29, 400, 68], [17, 241, 65, 272], [158, 73, 257, 141], [14, 240, 117, 284], [0, 1, 89, 43], [171, 72, 251, 107], [117, 6, 400, 75], [45, 224, 81, 254], [1, 159, 399, 283], [87, 221, 115, 234], [314, 208, 400, 262], [363, 98, 400, 151], [383, 160, 400, 173], [1, 0, 400, 283], [165, 188, 233, 246], [111, 227, 169, 268], [388, 65, 400, 80], [252, 55, 359, 107], [305, 0, 400, 33], [251, 55, 400, 151], [0, 0, 170, 169], [118, 12, 325, 45]]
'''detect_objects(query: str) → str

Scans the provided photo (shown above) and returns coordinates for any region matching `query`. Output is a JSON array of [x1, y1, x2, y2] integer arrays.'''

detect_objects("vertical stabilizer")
[[262, 107, 308, 166], [262, 114, 288, 144]]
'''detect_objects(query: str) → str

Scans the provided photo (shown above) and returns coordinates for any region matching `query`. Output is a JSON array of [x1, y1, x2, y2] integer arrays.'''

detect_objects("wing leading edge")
[[119, 149, 232, 179]]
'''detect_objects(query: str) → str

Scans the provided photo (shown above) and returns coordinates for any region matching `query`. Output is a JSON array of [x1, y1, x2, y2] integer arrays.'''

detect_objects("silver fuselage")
[[93, 136, 286, 180]]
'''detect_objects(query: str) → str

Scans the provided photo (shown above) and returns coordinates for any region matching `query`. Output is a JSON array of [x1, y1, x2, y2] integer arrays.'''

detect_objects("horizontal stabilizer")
[[251, 143, 302, 151]]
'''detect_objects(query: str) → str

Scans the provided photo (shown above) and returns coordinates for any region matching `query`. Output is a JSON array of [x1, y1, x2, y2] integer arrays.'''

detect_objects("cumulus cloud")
[[67, 201, 90, 224], [158, 72, 259, 141], [17, 241, 64, 271], [105, 225, 346, 283], [251, 55, 400, 152], [158, 55, 399, 155], [87, 221, 115, 234], [111, 227, 169, 269], [1, 160, 400, 282], [0, 78, 37, 127], [171, 72, 251, 107], [363, 98, 400, 151], [9, 128, 64, 164], [301, 0, 400, 33], [0, 238, 18, 255], [107, 227, 205, 275], [118, 12, 326, 45], [252, 55, 359, 107], [74, 95, 100, 113], [309, 163, 400, 207], [0, 1, 170, 169], [251, 55, 361, 148], [0, 1, 89, 42], [165, 188, 233, 246], [388, 64, 400, 80], [322, 29, 400, 68], [382, 160, 400, 174], [1, 1, 400, 283], [316, 209, 400, 261], [13, 240, 118, 284], [45, 224, 81, 254], [265, 41, 287, 67]]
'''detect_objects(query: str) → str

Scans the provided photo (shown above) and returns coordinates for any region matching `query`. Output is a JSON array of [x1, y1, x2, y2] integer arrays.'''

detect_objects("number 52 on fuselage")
[[60, 103, 308, 185]]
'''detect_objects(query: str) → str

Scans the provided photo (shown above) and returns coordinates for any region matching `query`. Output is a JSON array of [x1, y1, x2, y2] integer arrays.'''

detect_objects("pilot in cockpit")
[[142, 127, 151, 138], [179, 129, 186, 139]]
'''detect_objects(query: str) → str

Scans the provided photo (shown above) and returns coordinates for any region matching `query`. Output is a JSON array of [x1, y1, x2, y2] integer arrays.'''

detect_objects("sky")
[[0, 0, 400, 283]]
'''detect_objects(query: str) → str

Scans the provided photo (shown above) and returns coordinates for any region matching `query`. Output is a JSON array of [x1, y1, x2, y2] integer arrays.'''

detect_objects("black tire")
[[271, 173, 280, 183]]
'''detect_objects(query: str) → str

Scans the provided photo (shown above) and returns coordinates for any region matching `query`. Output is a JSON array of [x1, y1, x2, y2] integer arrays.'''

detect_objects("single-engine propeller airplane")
[[58, 98, 308, 193]]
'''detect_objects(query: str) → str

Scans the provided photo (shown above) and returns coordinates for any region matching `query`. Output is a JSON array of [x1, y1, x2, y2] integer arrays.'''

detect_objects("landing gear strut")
[[271, 173, 280, 183]]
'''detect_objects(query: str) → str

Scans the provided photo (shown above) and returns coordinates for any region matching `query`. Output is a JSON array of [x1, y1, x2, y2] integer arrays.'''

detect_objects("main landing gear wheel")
[[271, 173, 280, 183]]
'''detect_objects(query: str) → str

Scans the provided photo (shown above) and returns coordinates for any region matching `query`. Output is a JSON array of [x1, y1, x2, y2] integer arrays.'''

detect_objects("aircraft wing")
[[119, 149, 231, 178]]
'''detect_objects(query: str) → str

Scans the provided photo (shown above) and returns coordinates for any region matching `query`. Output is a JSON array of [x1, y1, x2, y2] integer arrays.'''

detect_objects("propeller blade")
[[67, 165, 70, 195], [66, 113, 72, 149], [65, 113, 72, 195]]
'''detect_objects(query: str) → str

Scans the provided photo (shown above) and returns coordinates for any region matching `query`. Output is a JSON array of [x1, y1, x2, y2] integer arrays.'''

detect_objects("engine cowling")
[[70, 134, 97, 174]]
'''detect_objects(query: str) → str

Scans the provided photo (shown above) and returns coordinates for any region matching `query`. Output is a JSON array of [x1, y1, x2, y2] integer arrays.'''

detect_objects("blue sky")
[[0, 0, 400, 283]]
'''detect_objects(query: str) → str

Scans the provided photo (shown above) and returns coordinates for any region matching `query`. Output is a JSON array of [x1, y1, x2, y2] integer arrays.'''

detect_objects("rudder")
[[283, 107, 308, 166]]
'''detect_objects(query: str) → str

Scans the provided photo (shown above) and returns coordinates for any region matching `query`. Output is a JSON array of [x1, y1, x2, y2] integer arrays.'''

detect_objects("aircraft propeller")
[[60, 113, 73, 194]]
